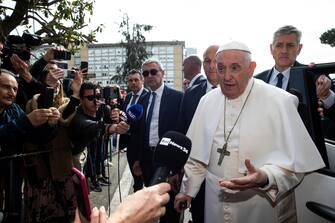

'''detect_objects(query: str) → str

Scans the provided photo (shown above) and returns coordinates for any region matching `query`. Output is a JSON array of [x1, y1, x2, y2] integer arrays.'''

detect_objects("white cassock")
[[180, 78, 325, 223]]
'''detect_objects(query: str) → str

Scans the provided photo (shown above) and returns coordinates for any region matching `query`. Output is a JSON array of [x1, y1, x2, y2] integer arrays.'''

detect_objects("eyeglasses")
[[83, 94, 102, 101], [142, 69, 160, 77]]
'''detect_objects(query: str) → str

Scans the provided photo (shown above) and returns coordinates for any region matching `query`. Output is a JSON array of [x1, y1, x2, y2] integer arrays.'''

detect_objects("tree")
[[0, 0, 103, 48], [111, 13, 153, 86], [320, 28, 335, 47]]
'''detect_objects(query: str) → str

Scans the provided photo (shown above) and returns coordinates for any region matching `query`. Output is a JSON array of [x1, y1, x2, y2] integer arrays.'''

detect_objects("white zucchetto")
[[216, 41, 251, 55]]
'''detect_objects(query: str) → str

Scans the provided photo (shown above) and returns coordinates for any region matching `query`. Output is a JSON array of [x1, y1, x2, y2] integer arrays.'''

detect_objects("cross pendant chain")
[[217, 142, 230, 165]]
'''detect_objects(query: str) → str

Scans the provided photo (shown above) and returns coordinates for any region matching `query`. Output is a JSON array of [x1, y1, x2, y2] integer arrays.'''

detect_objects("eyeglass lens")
[[142, 69, 159, 77]]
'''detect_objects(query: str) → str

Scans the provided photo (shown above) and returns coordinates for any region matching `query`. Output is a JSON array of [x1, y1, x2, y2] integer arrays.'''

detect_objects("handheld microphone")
[[149, 131, 192, 186], [121, 104, 143, 124]]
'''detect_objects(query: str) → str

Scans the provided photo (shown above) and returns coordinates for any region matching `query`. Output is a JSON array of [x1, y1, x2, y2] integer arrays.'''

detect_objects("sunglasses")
[[83, 94, 102, 101], [142, 69, 160, 77]]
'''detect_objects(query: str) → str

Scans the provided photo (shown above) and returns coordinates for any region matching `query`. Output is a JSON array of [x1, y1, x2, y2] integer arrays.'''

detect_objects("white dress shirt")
[[147, 83, 164, 147]]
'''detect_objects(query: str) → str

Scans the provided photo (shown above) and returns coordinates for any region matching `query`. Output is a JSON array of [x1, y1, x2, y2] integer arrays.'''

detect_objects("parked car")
[[290, 63, 335, 222]]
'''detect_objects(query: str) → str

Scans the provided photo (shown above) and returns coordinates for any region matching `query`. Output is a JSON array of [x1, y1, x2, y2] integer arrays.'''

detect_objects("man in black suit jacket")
[[183, 55, 206, 90], [177, 45, 219, 223], [120, 69, 148, 192], [122, 69, 148, 111], [255, 25, 335, 140], [131, 58, 183, 223], [255, 25, 304, 91], [255, 25, 333, 100]]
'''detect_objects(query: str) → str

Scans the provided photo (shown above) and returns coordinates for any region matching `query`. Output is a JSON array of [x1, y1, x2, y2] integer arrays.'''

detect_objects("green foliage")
[[0, 0, 103, 50], [320, 28, 335, 47], [111, 14, 153, 86]]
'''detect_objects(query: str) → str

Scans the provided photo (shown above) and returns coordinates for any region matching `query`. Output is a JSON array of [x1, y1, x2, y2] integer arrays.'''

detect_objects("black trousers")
[[1, 159, 23, 223], [126, 152, 143, 192]]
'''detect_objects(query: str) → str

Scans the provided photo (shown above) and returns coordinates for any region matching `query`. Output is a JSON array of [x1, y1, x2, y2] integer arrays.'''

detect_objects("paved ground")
[[89, 151, 129, 210], [89, 150, 192, 222]]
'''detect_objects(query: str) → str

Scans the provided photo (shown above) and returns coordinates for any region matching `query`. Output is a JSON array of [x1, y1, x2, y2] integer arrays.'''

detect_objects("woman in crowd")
[[23, 62, 82, 223]]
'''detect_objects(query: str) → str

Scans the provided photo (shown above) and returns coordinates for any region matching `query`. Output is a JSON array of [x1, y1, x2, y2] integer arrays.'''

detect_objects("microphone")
[[149, 131, 192, 186], [120, 103, 143, 124]]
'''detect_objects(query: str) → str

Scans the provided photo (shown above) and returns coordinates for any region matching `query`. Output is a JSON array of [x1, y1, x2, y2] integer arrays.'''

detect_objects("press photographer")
[[67, 82, 129, 192], [0, 32, 73, 111], [0, 33, 41, 73]]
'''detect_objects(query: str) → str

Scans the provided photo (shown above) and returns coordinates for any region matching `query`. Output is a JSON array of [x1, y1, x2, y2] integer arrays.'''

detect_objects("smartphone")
[[102, 86, 120, 100], [72, 167, 91, 222], [80, 61, 88, 71], [67, 70, 75, 79], [53, 50, 71, 60], [56, 62, 68, 70], [40, 87, 54, 108]]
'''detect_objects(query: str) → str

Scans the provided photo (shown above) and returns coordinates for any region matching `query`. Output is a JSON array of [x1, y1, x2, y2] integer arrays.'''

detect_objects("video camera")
[[96, 85, 123, 124], [102, 85, 122, 109], [0, 33, 42, 71]]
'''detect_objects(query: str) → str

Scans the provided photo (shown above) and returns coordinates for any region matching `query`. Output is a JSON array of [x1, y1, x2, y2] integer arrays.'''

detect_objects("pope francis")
[[174, 41, 325, 223]]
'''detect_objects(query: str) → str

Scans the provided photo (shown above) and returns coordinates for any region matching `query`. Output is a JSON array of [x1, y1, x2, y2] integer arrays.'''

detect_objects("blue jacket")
[[0, 103, 34, 156]]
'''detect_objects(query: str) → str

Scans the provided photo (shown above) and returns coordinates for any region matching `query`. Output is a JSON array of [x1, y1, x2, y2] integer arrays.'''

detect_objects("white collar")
[[270, 67, 290, 82]]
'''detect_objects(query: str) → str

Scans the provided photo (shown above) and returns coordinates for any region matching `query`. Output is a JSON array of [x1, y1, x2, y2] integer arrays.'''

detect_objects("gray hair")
[[142, 58, 164, 70], [273, 25, 302, 44], [0, 68, 15, 77]]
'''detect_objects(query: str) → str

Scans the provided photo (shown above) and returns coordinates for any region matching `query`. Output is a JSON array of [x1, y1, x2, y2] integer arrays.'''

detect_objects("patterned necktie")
[[276, 73, 284, 89], [145, 92, 156, 147]]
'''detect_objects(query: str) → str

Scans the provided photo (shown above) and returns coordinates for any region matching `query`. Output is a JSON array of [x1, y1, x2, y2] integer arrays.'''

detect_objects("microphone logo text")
[[159, 137, 189, 154]]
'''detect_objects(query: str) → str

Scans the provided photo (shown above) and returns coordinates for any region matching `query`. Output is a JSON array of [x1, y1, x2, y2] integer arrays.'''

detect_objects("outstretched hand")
[[218, 159, 268, 190], [74, 183, 171, 223]]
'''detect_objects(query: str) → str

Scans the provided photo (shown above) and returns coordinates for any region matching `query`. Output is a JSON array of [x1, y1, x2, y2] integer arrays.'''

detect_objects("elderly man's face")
[[0, 72, 18, 111], [271, 33, 302, 72], [203, 45, 219, 86], [216, 50, 255, 99]]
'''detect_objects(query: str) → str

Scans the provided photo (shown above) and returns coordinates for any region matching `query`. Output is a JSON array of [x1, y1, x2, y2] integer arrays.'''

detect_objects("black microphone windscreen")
[[153, 131, 192, 173], [126, 104, 143, 123]]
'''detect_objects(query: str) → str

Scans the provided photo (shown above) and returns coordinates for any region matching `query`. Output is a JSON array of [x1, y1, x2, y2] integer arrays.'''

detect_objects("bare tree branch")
[[0, 5, 14, 11], [0, 0, 29, 40], [27, 10, 49, 24]]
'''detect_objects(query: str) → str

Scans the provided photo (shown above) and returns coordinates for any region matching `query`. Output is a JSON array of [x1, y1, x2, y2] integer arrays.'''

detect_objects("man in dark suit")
[[255, 25, 304, 90], [130, 58, 183, 223], [123, 69, 148, 111], [177, 45, 219, 223], [255, 25, 335, 140], [183, 55, 206, 90], [121, 69, 148, 192], [255, 25, 333, 99]]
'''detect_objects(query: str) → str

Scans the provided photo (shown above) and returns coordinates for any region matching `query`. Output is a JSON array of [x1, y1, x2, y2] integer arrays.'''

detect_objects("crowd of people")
[[0, 24, 333, 223], [0, 43, 169, 223]]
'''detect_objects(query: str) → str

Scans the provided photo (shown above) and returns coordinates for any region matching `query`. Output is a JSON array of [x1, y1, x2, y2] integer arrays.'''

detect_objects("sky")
[[88, 0, 335, 74]]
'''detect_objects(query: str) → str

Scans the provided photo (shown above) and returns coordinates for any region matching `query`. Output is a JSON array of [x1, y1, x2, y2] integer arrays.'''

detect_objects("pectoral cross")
[[217, 143, 230, 165]]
